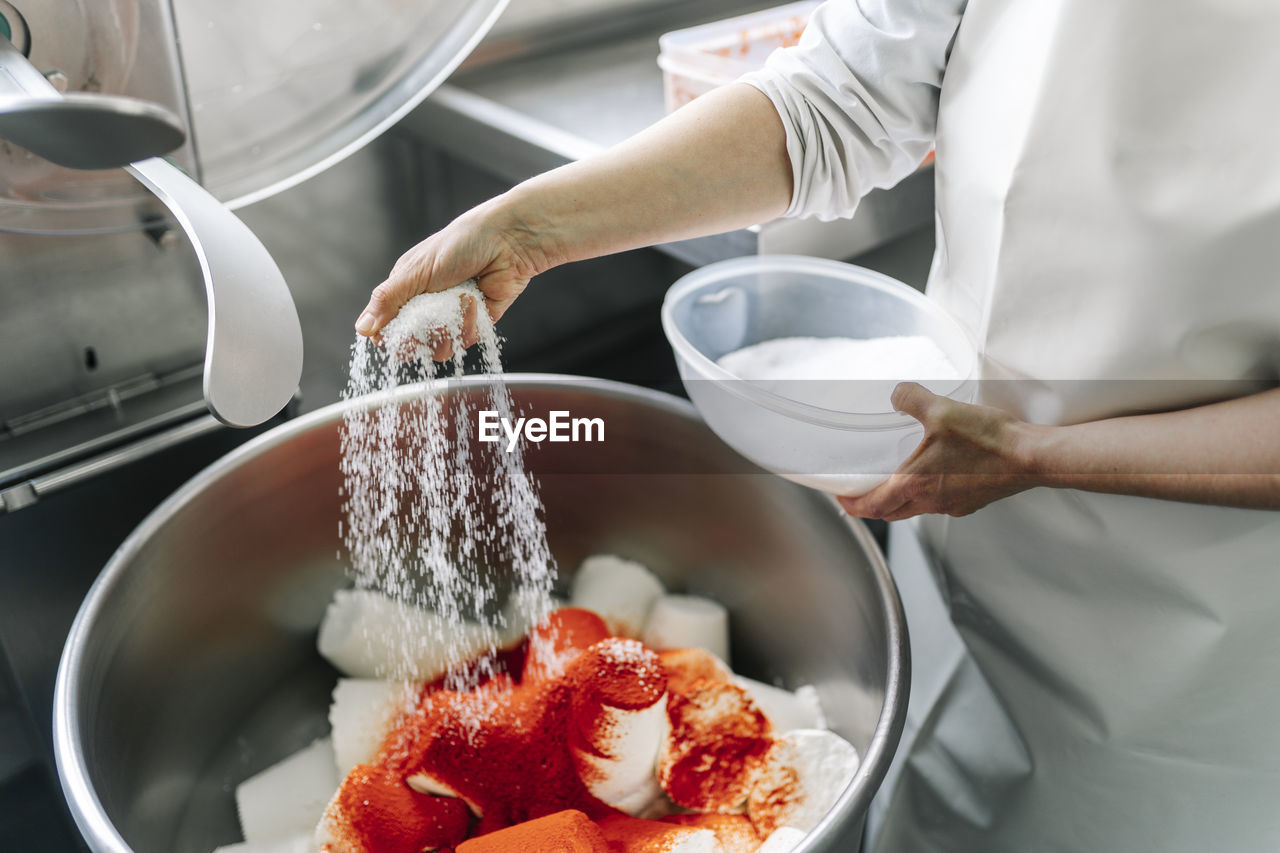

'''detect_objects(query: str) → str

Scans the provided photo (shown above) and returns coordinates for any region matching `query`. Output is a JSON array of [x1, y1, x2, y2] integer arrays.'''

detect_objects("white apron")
[[746, 1, 1280, 850], [874, 2, 1280, 851]]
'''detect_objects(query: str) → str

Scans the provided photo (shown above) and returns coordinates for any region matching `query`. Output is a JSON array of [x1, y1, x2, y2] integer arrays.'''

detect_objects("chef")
[[355, 1, 1280, 849]]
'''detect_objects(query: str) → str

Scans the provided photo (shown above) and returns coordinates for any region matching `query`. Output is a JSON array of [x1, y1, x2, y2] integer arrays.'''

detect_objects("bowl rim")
[[53, 375, 910, 853], [660, 254, 979, 430]]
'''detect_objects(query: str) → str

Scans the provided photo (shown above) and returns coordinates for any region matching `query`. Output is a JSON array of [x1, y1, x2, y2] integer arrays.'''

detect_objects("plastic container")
[[661, 255, 978, 496], [657, 1, 820, 113]]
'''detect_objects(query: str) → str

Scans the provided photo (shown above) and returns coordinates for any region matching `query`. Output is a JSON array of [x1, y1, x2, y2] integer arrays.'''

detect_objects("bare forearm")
[[355, 84, 791, 336], [1019, 387, 1280, 508], [479, 83, 793, 272]]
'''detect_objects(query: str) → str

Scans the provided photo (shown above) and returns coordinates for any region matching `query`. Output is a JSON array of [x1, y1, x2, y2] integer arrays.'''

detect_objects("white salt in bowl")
[[661, 255, 978, 496]]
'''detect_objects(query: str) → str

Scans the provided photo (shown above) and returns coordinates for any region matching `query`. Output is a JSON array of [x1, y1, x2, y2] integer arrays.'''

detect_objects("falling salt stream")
[[339, 281, 555, 705]]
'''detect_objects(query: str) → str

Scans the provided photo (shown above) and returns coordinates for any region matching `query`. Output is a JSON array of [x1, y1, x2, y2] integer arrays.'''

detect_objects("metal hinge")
[[0, 414, 226, 515]]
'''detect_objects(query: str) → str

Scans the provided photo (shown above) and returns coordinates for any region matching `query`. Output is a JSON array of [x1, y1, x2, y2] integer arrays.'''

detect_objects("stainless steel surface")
[[0, 81, 429, 851], [172, 0, 509, 208], [1, 413, 224, 514], [0, 2, 30, 57], [405, 0, 935, 265], [0, 90, 185, 170], [54, 377, 909, 853], [0, 132, 410, 818], [126, 156, 304, 427], [482, 0, 720, 52], [1, 370, 207, 488], [0, 224, 207, 437], [0, 0, 196, 235], [1, 19, 303, 428], [0, 130, 420, 506], [0, 0, 518, 431], [0, 412, 284, 851], [0, 35, 184, 169], [1, 0, 509, 221]]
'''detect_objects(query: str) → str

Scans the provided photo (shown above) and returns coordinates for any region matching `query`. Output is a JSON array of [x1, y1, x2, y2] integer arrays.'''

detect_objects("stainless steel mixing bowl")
[[54, 376, 908, 853]]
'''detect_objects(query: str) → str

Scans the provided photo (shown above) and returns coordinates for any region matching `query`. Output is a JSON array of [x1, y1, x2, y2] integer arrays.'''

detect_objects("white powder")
[[339, 281, 554, 690], [717, 335, 959, 412], [378, 284, 482, 362]]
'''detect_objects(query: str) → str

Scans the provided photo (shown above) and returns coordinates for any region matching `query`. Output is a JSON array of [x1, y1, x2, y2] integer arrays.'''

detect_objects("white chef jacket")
[[744, 1, 1280, 851]]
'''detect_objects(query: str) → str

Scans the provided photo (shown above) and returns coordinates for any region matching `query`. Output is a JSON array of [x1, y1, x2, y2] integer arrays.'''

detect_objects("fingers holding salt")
[[378, 280, 487, 363]]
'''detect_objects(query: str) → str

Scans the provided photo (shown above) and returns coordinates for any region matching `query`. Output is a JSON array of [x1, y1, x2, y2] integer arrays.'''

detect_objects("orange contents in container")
[[658, 681, 773, 812], [456, 809, 608, 853], [375, 617, 635, 833], [524, 607, 611, 681], [574, 640, 665, 711], [658, 647, 730, 694], [325, 764, 470, 852], [320, 607, 791, 851]]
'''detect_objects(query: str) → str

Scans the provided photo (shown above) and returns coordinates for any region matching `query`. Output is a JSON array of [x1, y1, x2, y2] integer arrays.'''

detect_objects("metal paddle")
[[0, 34, 303, 428]]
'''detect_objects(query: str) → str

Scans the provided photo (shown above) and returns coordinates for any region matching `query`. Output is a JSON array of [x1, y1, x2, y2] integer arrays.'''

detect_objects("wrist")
[[1005, 419, 1057, 488], [472, 184, 563, 277]]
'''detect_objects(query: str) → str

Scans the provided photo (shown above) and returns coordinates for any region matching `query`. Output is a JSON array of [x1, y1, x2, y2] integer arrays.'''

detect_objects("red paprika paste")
[[363, 612, 645, 838], [658, 681, 773, 812], [323, 609, 782, 851], [378, 670, 617, 831], [523, 607, 611, 682], [657, 648, 730, 695], [571, 639, 667, 723], [745, 745, 803, 837], [322, 764, 470, 853]]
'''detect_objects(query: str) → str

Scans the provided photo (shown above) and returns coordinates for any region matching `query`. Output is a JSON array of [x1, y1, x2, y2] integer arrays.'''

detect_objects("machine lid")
[[175, 0, 509, 209], [0, 0, 508, 232]]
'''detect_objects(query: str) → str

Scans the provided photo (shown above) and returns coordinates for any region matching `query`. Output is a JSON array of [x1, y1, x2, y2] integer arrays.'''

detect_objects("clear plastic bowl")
[[661, 255, 978, 496]]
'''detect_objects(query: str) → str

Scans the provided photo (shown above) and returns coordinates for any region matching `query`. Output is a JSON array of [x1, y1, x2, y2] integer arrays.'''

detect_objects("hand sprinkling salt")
[[339, 280, 555, 692], [378, 281, 486, 362]]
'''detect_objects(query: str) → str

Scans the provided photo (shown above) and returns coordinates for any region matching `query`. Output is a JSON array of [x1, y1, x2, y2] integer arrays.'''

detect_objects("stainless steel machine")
[[0, 0, 509, 504], [0, 1, 506, 846]]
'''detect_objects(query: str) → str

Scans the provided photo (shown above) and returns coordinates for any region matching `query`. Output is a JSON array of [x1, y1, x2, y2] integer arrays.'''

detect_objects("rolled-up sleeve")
[[741, 0, 967, 221]]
